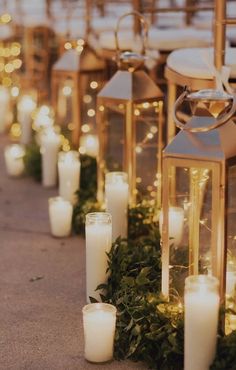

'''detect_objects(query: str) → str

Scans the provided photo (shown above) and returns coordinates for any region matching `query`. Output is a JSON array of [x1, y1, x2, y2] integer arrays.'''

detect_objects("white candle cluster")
[[105, 171, 129, 242], [4, 144, 25, 177], [85, 212, 112, 302], [184, 275, 220, 370], [58, 150, 81, 204], [82, 303, 117, 363]]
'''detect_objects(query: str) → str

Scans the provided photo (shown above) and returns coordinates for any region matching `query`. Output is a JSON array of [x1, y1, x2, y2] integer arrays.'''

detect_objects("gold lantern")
[[97, 12, 164, 206], [51, 43, 105, 147], [161, 88, 236, 330]]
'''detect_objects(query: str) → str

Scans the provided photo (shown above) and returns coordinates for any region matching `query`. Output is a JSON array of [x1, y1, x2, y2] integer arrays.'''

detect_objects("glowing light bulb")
[[135, 146, 142, 154], [83, 95, 92, 104], [87, 109, 95, 117], [62, 85, 72, 96], [64, 42, 72, 50], [90, 81, 98, 89]]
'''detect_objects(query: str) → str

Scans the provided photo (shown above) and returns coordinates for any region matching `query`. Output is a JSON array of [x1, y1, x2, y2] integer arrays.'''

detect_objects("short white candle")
[[85, 212, 112, 302], [0, 86, 10, 133], [159, 206, 184, 247], [4, 144, 25, 177], [58, 151, 81, 204], [82, 303, 117, 363], [79, 134, 99, 158], [41, 128, 61, 187], [184, 275, 220, 370], [17, 95, 36, 144], [48, 196, 73, 237], [105, 172, 129, 242]]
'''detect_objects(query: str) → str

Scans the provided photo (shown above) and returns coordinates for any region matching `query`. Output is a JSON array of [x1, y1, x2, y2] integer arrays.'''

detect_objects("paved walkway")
[[0, 135, 146, 370]]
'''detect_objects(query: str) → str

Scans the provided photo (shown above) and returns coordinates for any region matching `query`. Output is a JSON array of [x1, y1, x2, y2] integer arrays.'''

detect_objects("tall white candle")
[[41, 128, 61, 187], [4, 144, 25, 177], [82, 303, 117, 363], [17, 95, 36, 144], [105, 172, 129, 242], [0, 86, 10, 133], [48, 196, 73, 237], [85, 212, 112, 302], [58, 151, 81, 204], [184, 275, 220, 370], [159, 206, 184, 247]]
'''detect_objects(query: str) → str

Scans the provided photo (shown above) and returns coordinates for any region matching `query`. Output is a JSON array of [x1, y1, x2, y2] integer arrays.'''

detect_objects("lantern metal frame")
[[161, 88, 236, 307], [51, 0, 105, 147], [97, 11, 164, 206], [51, 44, 105, 147]]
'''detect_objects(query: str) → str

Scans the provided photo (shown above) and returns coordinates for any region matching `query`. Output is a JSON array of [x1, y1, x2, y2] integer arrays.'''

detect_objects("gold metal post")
[[214, 0, 226, 71]]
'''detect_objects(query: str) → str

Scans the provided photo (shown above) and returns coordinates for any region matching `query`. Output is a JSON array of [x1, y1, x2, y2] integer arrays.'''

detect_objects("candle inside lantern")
[[82, 303, 117, 363], [4, 144, 25, 177], [41, 128, 61, 187], [0, 86, 10, 133], [159, 206, 184, 247], [105, 172, 129, 242], [85, 212, 112, 302], [184, 275, 220, 370], [17, 95, 36, 144], [48, 196, 73, 237], [79, 134, 99, 158], [58, 151, 81, 205]]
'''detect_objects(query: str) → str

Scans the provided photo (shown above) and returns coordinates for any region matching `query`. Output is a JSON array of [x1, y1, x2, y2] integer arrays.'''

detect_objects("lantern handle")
[[114, 11, 149, 57], [173, 87, 236, 132]]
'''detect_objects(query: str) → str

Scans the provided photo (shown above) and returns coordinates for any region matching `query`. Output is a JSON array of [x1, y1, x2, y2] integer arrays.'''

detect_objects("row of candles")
[[3, 143, 222, 368], [1, 90, 227, 369]]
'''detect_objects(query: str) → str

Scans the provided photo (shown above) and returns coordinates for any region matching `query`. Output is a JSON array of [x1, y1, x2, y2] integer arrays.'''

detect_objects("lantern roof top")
[[164, 115, 236, 162], [98, 70, 163, 102], [52, 45, 105, 73]]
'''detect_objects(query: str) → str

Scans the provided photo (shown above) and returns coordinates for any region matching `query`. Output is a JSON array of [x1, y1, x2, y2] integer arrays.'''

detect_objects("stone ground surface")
[[0, 135, 147, 370]]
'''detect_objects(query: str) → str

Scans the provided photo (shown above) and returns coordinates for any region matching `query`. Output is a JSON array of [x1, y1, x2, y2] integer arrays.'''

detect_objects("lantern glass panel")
[[82, 72, 102, 132], [167, 163, 213, 297], [226, 163, 236, 329], [134, 101, 162, 200], [101, 102, 125, 172], [57, 79, 73, 127]]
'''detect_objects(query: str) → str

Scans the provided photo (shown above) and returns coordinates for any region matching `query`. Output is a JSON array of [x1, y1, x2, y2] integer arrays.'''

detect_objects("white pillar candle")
[[79, 134, 99, 158], [41, 128, 61, 187], [58, 151, 81, 205], [105, 172, 129, 242], [0, 86, 10, 133], [184, 275, 220, 370], [17, 95, 36, 144], [48, 196, 73, 237], [159, 206, 184, 247], [85, 212, 112, 302], [82, 303, 117, 363], [4, 144, 25, 177]]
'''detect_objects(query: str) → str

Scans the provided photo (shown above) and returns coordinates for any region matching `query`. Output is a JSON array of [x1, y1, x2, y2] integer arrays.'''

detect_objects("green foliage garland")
[[95, 205, 184, 370], [24, 142, 42, 182], [72, 155, 101, 235]]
